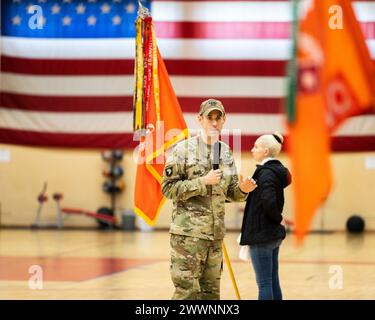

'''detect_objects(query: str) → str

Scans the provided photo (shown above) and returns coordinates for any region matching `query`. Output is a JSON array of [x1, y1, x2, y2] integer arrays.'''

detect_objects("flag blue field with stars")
[[2, 0, 150, 38]]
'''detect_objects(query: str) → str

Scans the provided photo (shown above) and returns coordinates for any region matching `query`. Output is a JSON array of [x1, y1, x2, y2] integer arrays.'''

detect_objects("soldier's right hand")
[[203, 169, 222, 185]]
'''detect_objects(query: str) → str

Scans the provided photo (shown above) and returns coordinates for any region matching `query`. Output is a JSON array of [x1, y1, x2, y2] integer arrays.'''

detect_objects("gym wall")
[[0, 143, 374, 231]]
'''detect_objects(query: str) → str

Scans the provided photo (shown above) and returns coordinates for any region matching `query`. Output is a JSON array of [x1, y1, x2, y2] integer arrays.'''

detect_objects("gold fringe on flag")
[[133, 17, 145, 133], [151, 27, 161, 126], [133, 2, 160, 136]]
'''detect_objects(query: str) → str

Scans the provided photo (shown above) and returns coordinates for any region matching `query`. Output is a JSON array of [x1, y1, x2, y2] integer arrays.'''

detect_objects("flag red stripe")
[[13, 56, 375, 78], [179, 97, 284, 113], [330, 136, 375, 151], [154, 21, 290, 39], [1, 55, 288, 76], [0, 129, 136, 149], [166, 60, 288, 76], [3, 92, 372, 115], [0, 92, 132, 112], [0, 92, 284, 113], [0, 128, 374, 151], [0, 56, 134, 75], [154, 21, 375, 40]]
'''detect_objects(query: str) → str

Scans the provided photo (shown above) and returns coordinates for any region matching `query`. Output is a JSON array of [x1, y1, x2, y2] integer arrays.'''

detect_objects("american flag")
[[1, 0, 375, 150]]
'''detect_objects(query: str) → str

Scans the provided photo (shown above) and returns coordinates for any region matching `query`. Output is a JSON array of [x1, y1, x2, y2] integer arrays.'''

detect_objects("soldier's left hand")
[[239, 174, 257, 193]]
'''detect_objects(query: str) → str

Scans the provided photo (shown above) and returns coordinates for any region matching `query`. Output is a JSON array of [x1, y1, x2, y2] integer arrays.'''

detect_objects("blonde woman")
[[239, 132, 292, 300]]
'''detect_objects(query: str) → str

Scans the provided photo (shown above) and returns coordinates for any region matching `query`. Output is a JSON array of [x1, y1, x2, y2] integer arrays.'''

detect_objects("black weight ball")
[[346, 215, 365, 233], [111, 166, 123, 178], [102, 181, 115, 193], [112, 149, 123, 161], [97, 207, 114, 230], [102, 181, 123, 194]]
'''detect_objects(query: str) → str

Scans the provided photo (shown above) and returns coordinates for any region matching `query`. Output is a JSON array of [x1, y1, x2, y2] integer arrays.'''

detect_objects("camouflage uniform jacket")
[[161, 135, 248, 240]]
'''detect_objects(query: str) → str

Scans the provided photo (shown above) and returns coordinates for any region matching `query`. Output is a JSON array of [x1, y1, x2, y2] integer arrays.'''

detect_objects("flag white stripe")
[[0, 37, 290, 60], [365, 39, 375, 57], [352, 2, 375, 22], [151, 1, 294, 22], [1, 73, 135, 96], [158, 39, 293, 60], [0, 109, 132, 133], [172, 76, 286, 97], [1, 37, 375, 60], [0, 37, 136, 59], [3, 37, 375, 61], [151, 1, 375, 23], [335, 115, 375, 136], [0, 109, 373, 136], [1, 73, 287, 97]]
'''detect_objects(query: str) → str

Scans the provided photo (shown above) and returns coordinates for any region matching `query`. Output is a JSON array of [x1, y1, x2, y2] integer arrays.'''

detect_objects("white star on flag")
[[51, 4, 61, 14], [87, 15, 97, 26], [112, 15, 121, 25], [125, 3, 135, 14], [62, 16, 72, 26], [101, 3, 111, 14], [12, 15, 21, 25], [76, 3, 86, 14], [25, 4, 34, 12]]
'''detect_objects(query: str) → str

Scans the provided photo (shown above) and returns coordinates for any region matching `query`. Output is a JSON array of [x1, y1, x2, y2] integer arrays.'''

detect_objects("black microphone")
[[212, 141, 221, 170]]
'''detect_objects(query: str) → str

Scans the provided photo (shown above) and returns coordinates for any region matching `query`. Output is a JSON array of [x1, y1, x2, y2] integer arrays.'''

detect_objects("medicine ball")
[[346, 215, 365, 233]]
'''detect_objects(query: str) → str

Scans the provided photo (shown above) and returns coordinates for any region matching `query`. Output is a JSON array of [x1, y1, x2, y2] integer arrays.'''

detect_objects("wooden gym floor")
[[0, 229, 374, 300]]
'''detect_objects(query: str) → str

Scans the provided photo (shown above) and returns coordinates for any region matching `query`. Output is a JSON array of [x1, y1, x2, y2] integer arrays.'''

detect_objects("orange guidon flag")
[[133, 10, 188, 226], [286, 0, 375, 243]]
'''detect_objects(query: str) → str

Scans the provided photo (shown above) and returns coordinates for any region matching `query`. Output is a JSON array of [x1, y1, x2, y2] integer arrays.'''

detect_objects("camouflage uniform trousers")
[[170, 234, 223, 300]]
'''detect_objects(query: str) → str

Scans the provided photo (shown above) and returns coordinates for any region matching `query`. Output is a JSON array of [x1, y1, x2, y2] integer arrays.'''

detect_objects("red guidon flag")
[[133, 8, 188, 225], [286, 0, 375, 243]]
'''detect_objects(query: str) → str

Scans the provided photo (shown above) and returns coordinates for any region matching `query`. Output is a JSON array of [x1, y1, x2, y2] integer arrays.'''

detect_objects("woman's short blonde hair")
[[258, 132, 284, 157]]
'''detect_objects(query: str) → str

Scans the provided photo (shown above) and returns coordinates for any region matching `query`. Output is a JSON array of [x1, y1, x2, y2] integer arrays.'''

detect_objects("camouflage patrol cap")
[[199, 99, 226, 116]]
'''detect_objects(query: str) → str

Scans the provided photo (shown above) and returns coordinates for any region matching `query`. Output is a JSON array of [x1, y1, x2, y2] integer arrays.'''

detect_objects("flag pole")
[[222, 241, 241, 300], [286, 0, 299, 124]]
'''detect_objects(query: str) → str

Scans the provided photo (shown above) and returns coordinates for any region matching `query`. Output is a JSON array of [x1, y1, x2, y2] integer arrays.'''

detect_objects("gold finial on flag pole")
[[137, 0, 150, 18]]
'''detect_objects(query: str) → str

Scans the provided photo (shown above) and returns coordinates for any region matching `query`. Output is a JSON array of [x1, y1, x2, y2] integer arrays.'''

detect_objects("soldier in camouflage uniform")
[[161, 99, 257, 300]]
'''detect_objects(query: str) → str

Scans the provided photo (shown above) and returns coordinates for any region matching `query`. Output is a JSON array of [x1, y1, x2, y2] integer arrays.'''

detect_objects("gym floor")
[[0, 229, 374, 300]]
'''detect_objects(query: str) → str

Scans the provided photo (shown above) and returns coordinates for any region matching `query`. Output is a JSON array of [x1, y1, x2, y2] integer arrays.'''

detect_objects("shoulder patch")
[[222, 150, 234, 165]]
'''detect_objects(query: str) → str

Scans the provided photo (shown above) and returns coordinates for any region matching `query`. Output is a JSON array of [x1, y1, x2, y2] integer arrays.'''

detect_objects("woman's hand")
[[239, 175, 257, 193]]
